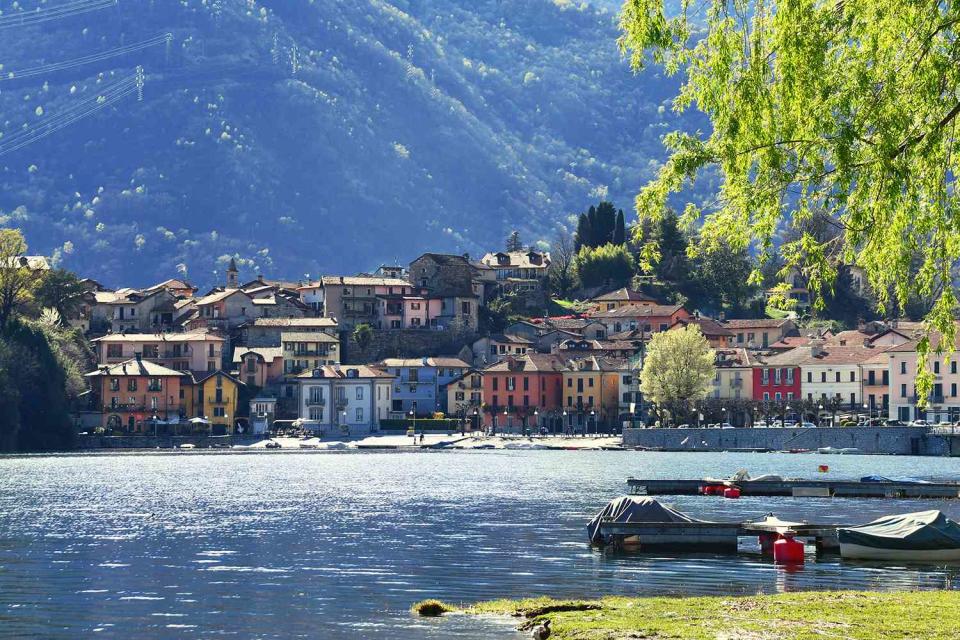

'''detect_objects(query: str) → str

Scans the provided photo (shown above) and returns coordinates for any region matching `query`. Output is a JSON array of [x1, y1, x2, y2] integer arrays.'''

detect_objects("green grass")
[[765, 304, 794, 319], [549, 298, 591, 315], [411, 599, 454, 616], [465, 591, 960, 639]]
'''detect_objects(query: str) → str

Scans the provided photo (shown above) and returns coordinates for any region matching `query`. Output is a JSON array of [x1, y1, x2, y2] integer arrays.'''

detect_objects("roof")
[[538, 317, 603, 330], [232, 346, 283, 363], [485, 333, 534, 344], [480, 250, 551, 269], [482, 353, 568, 373], [762, 344, 887, 366], [561, 355, 627, 372], [295, 365, 394, 380], [193, 370, 244, 386], [769, 335, 814, 349], [672, 316, 735, 337], [248, 317, 338, 328], [413, 253, 472, 266], [195, 289, 250, 306], [316, 276, 412, 288], [589, 304, 686, 319], [715, 348, 757, 368], [379, 357, 471, 369], [146, 278, 195, 292], [279, 331, 340, 344], [824, 330, 873, 346], [721, 318, 793, 330], [86, 358, 186, 377], [591, 287, 658, 303], [93, 332, 223, 343]]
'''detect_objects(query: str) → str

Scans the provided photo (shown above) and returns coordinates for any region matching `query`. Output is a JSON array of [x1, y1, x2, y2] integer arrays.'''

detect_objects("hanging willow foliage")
[[619, 0, 960, 405]]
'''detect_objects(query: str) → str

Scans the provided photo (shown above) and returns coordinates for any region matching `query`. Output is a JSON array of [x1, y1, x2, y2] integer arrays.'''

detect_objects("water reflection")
[[1, 450, 959, 638]]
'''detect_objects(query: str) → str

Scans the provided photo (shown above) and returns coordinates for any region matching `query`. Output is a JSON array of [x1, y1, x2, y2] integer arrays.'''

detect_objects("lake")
[[2, 450, 960, 639]]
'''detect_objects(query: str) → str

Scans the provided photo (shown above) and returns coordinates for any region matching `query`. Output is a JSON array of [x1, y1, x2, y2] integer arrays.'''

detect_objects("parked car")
[[910, 419, 929, 427], [753, 420, 768, 428], [800, 421, 817, 428], [884, 419, 905, 426], [720, 423, 734, 429]]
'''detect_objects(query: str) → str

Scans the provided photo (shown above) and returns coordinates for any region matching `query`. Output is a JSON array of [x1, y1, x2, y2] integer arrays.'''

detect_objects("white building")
[[294, 365, 394, 436]]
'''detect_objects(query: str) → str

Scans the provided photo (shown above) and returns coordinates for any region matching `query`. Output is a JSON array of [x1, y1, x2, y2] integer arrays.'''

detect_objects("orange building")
[[86, 357, 188, 433]]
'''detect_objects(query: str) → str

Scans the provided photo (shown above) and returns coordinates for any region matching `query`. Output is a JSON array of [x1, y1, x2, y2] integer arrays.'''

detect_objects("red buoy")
[[773, 531, 805, 564], [723, 487, 741, 499], [818, 464, 829, 473]]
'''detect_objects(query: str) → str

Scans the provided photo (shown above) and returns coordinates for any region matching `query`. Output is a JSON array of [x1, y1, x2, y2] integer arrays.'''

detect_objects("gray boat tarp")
[[587, 496, 702, 545], [838, 510, 960, 551]]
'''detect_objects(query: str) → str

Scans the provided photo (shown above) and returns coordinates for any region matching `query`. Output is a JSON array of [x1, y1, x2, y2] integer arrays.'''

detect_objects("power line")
[[0, 33, 171, 82], [0, 0, 118, 31], [0, 67, 142, 157]]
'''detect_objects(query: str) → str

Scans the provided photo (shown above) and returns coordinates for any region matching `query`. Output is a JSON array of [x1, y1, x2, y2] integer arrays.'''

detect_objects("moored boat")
[[839, 510, 960, 561]]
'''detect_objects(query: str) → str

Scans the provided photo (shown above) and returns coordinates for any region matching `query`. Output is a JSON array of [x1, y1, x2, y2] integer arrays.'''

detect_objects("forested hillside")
[[0, 0, 708, 287]]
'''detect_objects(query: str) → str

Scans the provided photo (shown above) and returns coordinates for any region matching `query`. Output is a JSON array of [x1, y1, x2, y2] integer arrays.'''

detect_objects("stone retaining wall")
[[623, 426, 947, 456]]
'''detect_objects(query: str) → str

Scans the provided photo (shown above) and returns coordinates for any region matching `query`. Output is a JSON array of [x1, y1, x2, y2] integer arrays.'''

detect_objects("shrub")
[[411, 600, 452, 617]]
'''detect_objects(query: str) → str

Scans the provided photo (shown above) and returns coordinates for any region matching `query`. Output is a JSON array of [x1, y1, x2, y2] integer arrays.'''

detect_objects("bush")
[[574, 243, 635, 289], [411, 600, 453, 617]]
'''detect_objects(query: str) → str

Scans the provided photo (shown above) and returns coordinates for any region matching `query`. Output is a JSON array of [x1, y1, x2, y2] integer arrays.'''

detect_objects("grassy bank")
[[465, 591, 960, 639]]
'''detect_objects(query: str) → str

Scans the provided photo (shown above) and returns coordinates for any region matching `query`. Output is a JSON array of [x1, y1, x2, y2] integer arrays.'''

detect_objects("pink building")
[[93, 332, 224, 372]]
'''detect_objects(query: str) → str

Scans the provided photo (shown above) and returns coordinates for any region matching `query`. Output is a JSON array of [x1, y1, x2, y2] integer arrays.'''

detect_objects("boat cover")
[[587, 496, 700, 545], [860, 475, 931, 484], [838, 510, 960, 550]]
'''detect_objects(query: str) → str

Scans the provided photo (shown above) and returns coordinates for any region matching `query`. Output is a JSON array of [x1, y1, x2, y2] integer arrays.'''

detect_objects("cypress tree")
[[613, 209, 626, 245]]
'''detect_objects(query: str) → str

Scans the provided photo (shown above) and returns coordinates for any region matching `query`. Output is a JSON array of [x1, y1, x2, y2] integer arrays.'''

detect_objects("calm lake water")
[[2, 450, 960, 639]]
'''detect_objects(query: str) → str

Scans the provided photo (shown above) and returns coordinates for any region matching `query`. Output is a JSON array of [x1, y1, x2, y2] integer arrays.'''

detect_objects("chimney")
[[258, 273, 265, 283], [809, 339, 825, 358], [134, 351, 142, 362]]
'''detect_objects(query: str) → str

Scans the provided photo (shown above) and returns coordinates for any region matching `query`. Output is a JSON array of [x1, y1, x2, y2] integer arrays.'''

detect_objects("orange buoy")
[[773, 530, 805, 564], [723, 486, 741, 499], [818, 464, 829, 473]]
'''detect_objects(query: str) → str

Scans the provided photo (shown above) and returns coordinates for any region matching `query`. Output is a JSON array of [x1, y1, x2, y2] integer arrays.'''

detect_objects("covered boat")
[[839, 510, 960, 561], [587, 496, 700, 546]]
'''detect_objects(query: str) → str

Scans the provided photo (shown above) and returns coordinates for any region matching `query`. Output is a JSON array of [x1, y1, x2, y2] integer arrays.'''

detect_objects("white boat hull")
[[840, 542, 960, 561]]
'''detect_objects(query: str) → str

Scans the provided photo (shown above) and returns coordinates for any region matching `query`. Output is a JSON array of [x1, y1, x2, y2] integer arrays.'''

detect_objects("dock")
[[597, 515, 849, 551], [627, 478, 960, 499]]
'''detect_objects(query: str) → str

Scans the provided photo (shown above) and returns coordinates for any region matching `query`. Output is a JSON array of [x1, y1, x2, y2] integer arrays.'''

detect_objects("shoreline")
[[460, 591, 960, 639]]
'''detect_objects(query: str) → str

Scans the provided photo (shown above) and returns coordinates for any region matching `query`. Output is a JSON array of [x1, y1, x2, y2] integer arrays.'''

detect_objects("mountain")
[[0, 0, 708, 288]]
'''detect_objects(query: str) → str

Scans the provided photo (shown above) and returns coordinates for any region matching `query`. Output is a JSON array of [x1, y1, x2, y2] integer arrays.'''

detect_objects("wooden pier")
[[627, 478, 960, 499], [597, 515, 848, 551]]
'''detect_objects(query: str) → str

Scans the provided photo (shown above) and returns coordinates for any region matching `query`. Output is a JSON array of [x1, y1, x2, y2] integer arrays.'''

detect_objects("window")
[[821, 372, 827, 383], [455, 391, 465, 401], [787, 392, 794, 400], [850, 392, 856, 406], [775, 392, 782, 401], [786, 369, 794, 385], [523, 377, 529, 391], [849, 371, 855, 382], [411, 318, 421, 326], [356, 408, 364, 422], [107, 344, 123, 358], [523, 395, 529, 407], [127, 379, 138, 392], [411, 302, 421, 310], [214, 407, 225, 417], [901, 361, 907, 375], [461, 301, 471, 315], [935, 361, 941, 374], [953, 361, 958, 375], [807, 371, 812, 383], [774, 368, 781, 384], [835, 371, 841, 383], [567, 378, 572, 387], [150, 396, 158, 410], [356, 387, 364, 400], [309, 407, 322, 421], [507, 377, 516, 391], [901, 383, 907, 398], [492, 378, 498, 391], [588, 378, 594, 388], [952, 383, 957, 397], [763, 392, 770, 401], [148, 378, 162, 392], [762, 369, 770, 385]]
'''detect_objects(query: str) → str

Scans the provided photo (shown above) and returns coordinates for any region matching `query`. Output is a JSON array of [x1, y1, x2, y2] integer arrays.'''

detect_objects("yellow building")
[[281, 331, 341, 375], [590, 287, 660, 312], [561, 357, 622, 431], [446, 369, 484, 428], [184, 371, 245, 435]]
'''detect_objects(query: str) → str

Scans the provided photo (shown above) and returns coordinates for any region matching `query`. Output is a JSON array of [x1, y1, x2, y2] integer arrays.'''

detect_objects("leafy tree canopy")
[[621, 0, 960, 402], [640, 324, 715, 425], [574, 243, 636, 289]]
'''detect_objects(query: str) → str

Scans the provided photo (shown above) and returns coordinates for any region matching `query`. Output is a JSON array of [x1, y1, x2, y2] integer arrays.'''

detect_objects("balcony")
[[211, 397, 232, 406], [290, 350, 330, 357], [306, 398, 326, 407]]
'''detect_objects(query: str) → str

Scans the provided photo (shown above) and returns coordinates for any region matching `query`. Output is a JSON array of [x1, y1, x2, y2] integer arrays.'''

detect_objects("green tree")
[[640, 325, 715, 426], [353, 323, 374, 351], [34, 268, 87, 324], [506, 230, 523, 252], [613, 208, 626, 245], [690, 240, 758, 316], [574, 243, 636, 289], [620, 0, 960, 402], [0, 229, 38, 328], [575, 209, 592, 251]]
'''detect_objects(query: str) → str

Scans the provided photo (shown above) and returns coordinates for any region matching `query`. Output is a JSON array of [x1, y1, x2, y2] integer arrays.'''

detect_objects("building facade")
[[294, 365, 393, 436]]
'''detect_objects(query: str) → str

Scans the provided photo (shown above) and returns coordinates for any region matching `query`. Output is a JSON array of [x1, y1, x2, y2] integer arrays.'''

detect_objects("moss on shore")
[[466, 591, 960, 639]]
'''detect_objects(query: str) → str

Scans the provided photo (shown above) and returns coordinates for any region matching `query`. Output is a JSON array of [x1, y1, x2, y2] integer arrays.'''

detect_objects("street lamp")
[[562, 410, 568, 437], [590, 410, 596, 437], [473, 408, 479, 433], [721, 406, 726, 427], [534, 409, 539, 437], [503, 407, 509, 435], [408, 409, 415, 437]]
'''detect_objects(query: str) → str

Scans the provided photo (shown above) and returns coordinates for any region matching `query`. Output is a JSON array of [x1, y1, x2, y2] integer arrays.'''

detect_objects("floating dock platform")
[[597, 515, 848, 552], [627, 478, 960, 499]]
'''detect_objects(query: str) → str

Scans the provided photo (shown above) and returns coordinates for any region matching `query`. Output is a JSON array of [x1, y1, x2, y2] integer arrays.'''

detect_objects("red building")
[[752, 350, 803, 403], [481, 354, 565, 432]]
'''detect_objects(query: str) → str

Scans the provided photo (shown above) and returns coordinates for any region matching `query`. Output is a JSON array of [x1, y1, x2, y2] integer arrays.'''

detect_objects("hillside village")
[[46, 242, 950, 439]]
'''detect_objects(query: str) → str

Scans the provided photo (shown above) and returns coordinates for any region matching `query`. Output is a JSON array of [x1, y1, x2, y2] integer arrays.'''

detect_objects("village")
[[59, 244, 954, 442]]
